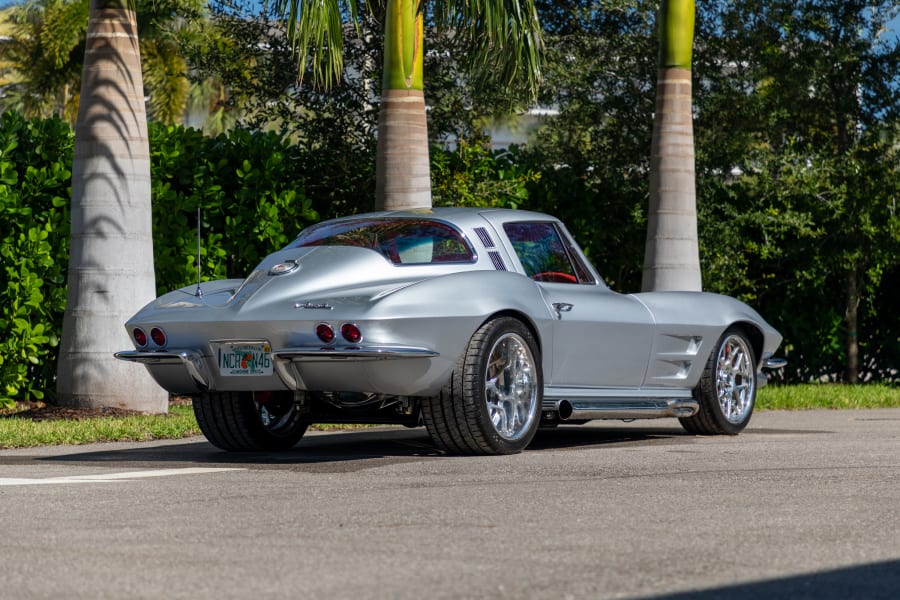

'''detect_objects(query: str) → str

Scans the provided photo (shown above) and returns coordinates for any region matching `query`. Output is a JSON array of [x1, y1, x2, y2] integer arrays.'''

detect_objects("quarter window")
[[503, 222, 581, 284]]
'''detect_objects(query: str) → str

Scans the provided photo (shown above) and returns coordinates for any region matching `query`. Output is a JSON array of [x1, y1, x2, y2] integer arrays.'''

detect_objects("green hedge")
[[0, 115, 319, 408], [0, 114, 72, 405], [150, 124, 319, 293], [2, 112, 896, 409]]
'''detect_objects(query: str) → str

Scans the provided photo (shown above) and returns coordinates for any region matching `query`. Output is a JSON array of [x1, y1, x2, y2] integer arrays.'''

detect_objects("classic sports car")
[[116, 208, 784, 455]]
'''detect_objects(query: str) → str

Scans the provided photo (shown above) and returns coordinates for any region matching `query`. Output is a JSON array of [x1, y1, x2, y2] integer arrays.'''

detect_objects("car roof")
[[317, 207, 561, 231]]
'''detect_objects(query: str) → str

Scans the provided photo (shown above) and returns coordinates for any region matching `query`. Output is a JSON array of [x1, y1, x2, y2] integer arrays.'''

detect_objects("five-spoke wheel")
[[680, 328, 757, 435], [423, 317, 542, 455], [484, 332, 540, 442]]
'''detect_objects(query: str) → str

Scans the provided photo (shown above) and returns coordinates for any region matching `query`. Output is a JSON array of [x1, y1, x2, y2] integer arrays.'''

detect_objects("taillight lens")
[[341, 323, 362, 344], [316, 323, 335, 344], [133, 327, 148, 347], [150, 327, 167, 347]]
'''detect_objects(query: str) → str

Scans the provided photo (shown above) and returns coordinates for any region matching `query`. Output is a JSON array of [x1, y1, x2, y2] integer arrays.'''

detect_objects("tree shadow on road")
[[643, 559, 900, 600], [28, 422, 699, 468], [530, 423, 691, 450]]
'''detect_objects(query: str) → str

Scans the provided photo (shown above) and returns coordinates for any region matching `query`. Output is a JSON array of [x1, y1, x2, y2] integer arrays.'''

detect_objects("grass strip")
[[0, 404, 202, 449], [758, 383, 900, 410], [0, 404, 374, 449]]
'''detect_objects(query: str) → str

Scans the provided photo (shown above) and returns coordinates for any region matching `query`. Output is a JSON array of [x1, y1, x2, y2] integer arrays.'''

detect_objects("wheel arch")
[[478, 309, 543, 357], [731, 321, 764, 366]]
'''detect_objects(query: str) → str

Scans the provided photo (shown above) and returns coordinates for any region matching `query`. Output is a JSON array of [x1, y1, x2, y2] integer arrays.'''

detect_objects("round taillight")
[[316, 323, 335, 344], [133, 327, 148, 347], [341, 323, 362, 344], [150, 327, 167, 347]]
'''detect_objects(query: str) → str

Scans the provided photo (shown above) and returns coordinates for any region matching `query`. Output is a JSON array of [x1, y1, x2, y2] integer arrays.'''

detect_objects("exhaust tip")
[[558, 399, 573, 421]]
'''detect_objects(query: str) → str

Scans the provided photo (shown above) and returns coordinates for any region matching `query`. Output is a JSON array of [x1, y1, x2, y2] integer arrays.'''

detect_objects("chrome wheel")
[[715, 334, 755, 424], [484, 332, 539, 441], [422, 317, 543, 454], [680, 327, 757, 436]]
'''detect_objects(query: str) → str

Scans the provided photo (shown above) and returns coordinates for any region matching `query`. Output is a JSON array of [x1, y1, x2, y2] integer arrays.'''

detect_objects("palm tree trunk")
[[642, 0, 701, 292], [57, 0, 166, 412], [374, 0, 431, 210]]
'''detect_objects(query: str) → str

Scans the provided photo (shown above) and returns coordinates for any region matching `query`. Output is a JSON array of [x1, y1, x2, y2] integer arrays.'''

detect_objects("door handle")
[[552, 302, 573, 319]]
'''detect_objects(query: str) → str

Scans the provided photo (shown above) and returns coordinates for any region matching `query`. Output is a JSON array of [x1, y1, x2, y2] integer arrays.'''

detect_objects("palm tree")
[[374, 0, 429, 210], [0, 0, 89, 121], [271, 0, 543, 210], [641, 0, 701, 291], [56, 0, 166, 412], [0, 0, 210, 126]]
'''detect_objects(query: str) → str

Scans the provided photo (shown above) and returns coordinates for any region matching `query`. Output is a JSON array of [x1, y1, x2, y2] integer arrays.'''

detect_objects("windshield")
[[292, 219, 475, 265]]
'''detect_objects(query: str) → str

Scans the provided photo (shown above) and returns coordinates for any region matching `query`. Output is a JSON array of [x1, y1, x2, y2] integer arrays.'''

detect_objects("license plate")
[[217, 342, 273, 376]]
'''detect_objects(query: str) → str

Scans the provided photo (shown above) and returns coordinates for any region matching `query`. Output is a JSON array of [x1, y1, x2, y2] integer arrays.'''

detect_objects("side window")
[[503, 222, 579, 284]]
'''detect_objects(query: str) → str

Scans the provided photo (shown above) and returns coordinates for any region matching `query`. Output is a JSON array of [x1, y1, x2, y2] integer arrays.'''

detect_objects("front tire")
[[680, 328, 757, 435], [423, 317, 542, 455], [193, 390, 308, 451]]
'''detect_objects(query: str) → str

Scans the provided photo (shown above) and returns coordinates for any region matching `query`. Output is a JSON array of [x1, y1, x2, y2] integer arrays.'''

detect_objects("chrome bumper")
[[757, 356, 788, 388], [115, 345, 440, 394], [764, 357, 787, 370], [114, 349, 210, 392]]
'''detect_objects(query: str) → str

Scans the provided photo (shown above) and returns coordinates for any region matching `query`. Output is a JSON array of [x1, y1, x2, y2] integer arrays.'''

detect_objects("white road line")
[[0, 467, 243, 486]]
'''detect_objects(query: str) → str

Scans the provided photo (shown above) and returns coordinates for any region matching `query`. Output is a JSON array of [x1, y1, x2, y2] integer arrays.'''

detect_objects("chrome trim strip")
[[114, 349, 209, 390], [544, 386, 693, 400], [274, 346, 439, 362]]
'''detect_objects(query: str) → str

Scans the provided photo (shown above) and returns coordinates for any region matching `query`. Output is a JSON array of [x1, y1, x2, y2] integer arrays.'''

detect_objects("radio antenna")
[[195, 206, 203, 298]]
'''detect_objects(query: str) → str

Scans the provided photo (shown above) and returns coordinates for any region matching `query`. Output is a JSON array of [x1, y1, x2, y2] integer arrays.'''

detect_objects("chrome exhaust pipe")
[[550, 398, 699, 421]]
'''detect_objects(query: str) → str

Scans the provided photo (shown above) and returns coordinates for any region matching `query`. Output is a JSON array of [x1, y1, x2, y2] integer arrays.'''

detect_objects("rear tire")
[[193, 390, 308, 451], [680, 328, 757, 435], [423, 317, 542, 455]]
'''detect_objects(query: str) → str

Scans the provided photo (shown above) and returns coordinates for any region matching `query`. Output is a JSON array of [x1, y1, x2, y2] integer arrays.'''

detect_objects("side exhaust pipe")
[[549, 397, 700, 421]]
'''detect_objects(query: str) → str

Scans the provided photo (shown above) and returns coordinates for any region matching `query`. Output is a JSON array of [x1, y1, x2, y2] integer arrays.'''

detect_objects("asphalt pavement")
[[1, 409, 898, 599]]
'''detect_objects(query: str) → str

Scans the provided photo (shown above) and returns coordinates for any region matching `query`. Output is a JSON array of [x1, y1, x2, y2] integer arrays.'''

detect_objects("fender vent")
[[489, 251, 507, 271], [474, 227, 495, 248]]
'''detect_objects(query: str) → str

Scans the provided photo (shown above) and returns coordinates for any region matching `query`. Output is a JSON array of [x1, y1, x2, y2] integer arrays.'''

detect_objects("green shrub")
[[0, 116, 319, 409], [0, 113, 72, 408], [2, 110, 898, 409], [431, 142, 539, 210], [149, 124, 319, 292]]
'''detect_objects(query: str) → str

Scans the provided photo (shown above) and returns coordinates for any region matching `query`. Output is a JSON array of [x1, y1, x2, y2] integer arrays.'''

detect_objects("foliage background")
[[0, 115, 325, 408], [1, 0, 899, 409]]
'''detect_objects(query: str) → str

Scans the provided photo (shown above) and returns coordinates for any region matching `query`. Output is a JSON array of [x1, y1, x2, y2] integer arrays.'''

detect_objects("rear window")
[[293, 219, 475, 265]]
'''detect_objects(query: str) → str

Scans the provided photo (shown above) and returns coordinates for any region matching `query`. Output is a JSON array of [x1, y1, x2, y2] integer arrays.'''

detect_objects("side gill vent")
[[489, 251, 507, 271], [474, 227, 495, 248]]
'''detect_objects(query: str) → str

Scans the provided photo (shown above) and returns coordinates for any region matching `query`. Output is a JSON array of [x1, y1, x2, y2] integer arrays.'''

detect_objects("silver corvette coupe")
[[116, 208, 784, 455]]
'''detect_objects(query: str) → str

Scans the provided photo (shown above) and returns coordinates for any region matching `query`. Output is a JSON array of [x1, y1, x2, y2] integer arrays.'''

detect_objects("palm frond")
[[40, 0, 89, 70], [1, 0, 85, 120], [142, 38, 190, 124], [432, 0, 543, 98], [268, 0, 364, 87]]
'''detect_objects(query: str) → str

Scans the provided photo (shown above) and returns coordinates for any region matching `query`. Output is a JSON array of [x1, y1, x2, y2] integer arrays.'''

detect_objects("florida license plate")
[[217, 342, 273, 376]]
